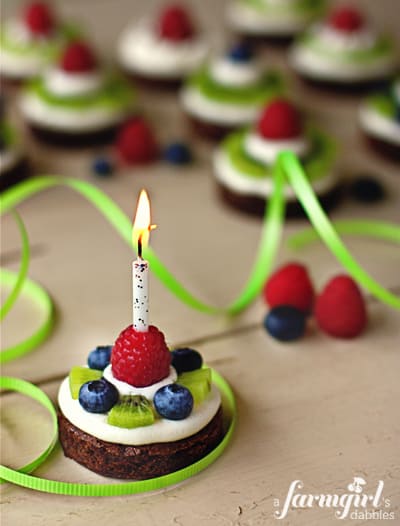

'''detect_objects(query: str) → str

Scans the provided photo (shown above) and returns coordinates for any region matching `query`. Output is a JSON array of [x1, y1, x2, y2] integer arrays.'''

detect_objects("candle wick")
[[138, 235, 143, 259]]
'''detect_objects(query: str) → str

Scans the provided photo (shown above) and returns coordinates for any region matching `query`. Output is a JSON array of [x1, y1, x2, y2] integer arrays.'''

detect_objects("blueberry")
[[348, 176, 385, 203], [87, 345, 112, 370], [227, 43, 253, 62], [154, 384, 193, 420], [164, 142, 192, 165], [92, 156, 114, 177], [78, 378, 119, 413], [264, 305, 306, 342], [171, 348, 203, 374]]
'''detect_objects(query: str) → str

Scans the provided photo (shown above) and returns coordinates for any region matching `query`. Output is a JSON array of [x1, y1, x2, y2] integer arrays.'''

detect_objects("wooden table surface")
[[1, 1, 400, 525]]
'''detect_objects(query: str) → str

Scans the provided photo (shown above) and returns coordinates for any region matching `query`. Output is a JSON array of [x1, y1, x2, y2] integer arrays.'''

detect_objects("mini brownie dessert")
[[19, 40, 136, 147], [359, 79, 400, 161], [180, 42, 285, 140], [290, 5, 398, 91], [58, 332, 224, 480], [117, 4, 208, 89], [0, 102, 28, 191], [213, 98, 340, 217], [226, 0, 325, 44], [0, 2, 77, 86]]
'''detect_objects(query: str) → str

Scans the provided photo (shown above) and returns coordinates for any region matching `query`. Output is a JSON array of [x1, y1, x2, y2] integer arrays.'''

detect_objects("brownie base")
[[217, 182, 343, 218], [187, 115, 236, 141], [296, 74, 391, 96], [363, 134, 400, 163], [58, 406, 224, 480], [124, 71, 183, 92], [28, 124, 119, 148], [235, 32, 295, 47], [0, 158, 29, 193]]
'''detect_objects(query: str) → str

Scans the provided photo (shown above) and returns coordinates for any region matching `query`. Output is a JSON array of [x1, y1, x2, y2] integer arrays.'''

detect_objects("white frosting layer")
[[103, 365, 177, 400], [210, 57, 261, 87], [290, 43, 397, 82], [19, 92, 129, 132], [180, 87, 259, 125], [44, 68, 104, 97], [58, 377, 221, 445], [214, 148, 339, 200], [227, 1, 314, 35], [244, 132, 310, 164], [359, 105, 400, 146], [314, 24, 377, 53], [117, 22, 208, 79], [0, 147, 22, 174]]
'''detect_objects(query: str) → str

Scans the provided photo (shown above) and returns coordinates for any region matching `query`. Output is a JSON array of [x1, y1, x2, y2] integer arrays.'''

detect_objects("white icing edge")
[[117, 22, 208, 79], [180, 86, 260, 125], [44, 68, 104, 97], [58, 377, 221, 445], [19, 92, 131, 132], [314, 25, 378, 53], [359, 105, 400, 146], [213, 148, 339, 200], [227, 1, 314, 35], [103, 365, 178, 400], [0, 147, 22, 174], [210, 57, 261, 88], [244, 132, 310, 164]]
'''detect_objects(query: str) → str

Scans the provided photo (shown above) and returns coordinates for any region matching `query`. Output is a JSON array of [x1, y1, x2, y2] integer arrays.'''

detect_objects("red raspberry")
[[263, 262, 315, 313], [60, 41, 98, 73], [111, 325, 171, 387], [158, 5, 196, 41], [257, 99, 303, 140], [24, 2, 55, 36], [315, 275, 367, 338], [328, 7, 365, 33], [116, 118, 159, 165]]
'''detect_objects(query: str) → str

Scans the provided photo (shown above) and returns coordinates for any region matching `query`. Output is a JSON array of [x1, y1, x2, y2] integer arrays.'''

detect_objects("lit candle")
[[132, 190, 156, 332]]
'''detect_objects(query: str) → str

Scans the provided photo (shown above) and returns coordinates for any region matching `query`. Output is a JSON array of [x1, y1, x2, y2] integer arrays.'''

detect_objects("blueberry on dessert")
[[58, 325, 224, 479], [0, 2, 78, 85], [290, 5, 398, 90], [213, 98, 340, 217], [117, 4, 209, 89], [19, 40, 136, 147], [181, 42, 284, 139]]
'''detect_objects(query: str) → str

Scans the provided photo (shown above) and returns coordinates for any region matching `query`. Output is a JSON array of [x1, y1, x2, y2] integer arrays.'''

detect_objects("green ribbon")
[[0, 370, 237, 495]]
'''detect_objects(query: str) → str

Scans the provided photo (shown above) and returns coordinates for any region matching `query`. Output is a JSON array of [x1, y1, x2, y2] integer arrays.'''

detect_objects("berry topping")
[[164, 142, 192, 165], [87, 345, 112, 371], [328, 6, 365, 33], [227, 43, 254, 62], [171, 348, 203, 374], [177, 368, 211, 404], [111, 325, 171, 387], [78, 378, 119, 413], [257, 99, 303, 140], [116, 118, 159, 165], [158, 5, 196, 42], [349, 176, 385, 203], [315, 275, 368, 338], [263, 262, 315, 313], [60, 41, 98, 73], [92, 156, 114, 177], [69, 366, 102, 399], [107, 395, 154, 428], [154, 384, 194, 420], [24, 2, 55, 36], [263, 306, 307, 342]]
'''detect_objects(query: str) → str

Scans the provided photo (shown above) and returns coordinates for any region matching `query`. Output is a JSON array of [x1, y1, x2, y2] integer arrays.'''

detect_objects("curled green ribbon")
[[0, 370, 237, 495]]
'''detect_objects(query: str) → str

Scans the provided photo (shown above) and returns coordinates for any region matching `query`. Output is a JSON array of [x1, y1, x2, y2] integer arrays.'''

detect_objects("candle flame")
[[132, 189, 156, 254]]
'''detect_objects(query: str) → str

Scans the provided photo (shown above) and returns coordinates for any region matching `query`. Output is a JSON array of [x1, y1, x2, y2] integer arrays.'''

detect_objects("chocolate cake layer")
[[0, 159, 29, 192], [58, 406, 224, 480], [217, 182, 343, 218], [187, 116, 235, 141], [297, 75, 391, 96], [29, 124, 119, 148], [364, 135, 400, 162], [124, 72, 183, 91]]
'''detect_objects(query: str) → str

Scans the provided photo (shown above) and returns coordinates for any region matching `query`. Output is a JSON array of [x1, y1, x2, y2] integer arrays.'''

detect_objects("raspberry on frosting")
[[115, 118, 159, 164], [157, 4, 196, 42], [328, 6, 365, 33], [24, 2, 56, 36], [60, 41, 98, 73], [111, 325, 171, 387], [257, 99, 303, 140]]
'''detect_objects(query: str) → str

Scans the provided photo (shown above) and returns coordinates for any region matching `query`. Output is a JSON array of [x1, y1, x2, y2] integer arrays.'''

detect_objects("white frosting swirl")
[[244, 132, 310, 164], [359, 105, 400, 146], [314, 24, 377, 52], [58, 376, 221, 445], [44, 68, 104, 97], [210, 57, 261, 87], [117, 21, 208, 79]]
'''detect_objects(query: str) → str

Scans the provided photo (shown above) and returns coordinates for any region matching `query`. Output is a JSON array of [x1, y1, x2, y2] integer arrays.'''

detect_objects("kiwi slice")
[[177, 368, 212, 404], [107, 395, 154, 429], [69, 366, 102, 399]]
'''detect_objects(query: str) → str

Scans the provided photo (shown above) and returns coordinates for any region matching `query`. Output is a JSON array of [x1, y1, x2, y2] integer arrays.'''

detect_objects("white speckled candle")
[[133, 256, 149, 332]]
